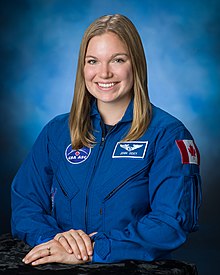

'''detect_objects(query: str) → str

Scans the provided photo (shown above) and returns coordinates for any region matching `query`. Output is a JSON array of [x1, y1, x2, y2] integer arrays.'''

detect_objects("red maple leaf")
[[188, 145, 196, 157]]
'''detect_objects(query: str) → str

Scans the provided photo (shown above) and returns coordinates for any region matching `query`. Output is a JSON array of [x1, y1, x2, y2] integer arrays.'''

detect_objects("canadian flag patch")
[[176, 140, 200, 165]]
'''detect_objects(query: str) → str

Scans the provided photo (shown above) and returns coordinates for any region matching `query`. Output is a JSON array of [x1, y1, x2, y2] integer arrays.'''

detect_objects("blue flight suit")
[[11, 100, 202, 263]]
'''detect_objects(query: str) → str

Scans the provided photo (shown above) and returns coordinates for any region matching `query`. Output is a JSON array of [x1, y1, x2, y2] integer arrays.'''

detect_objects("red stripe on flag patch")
[[176, 140, 200, 165]]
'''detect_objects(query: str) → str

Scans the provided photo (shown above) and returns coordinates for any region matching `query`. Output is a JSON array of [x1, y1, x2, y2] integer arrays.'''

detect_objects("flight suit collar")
[[90, 98, 134, 123]]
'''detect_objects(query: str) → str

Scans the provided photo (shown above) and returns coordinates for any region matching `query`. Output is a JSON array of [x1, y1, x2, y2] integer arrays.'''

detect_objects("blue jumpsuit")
[[11, 100, 202, 263]]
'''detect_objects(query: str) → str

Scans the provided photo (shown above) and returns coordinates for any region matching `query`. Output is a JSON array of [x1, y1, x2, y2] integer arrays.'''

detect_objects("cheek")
[[84, 68, 96, 95], [123, 68, 134, 87], [84, 67, 96, 81]]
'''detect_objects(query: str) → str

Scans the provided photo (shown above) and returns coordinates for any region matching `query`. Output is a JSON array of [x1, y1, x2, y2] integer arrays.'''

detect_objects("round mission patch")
[[65, 144, 91, 164]]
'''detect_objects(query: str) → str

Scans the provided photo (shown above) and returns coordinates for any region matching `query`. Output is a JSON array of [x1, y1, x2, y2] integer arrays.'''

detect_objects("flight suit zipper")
[[99, 166, 148, 231], [84, 122, 117, 232], [103, 166, 147, 202]]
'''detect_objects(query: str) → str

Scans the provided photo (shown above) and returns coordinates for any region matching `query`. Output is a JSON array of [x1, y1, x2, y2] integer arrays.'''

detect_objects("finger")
[[65, 233, 83, 260], [77, 230, 94, 256], [31, 255, 52, 266], [55, 232, 82, 259], [23, 240, 54, 262], [23, 244, 44, 262], [23, 247, 51, 264], [55, 234, 73, 254], [89, 232, 97, 237], [32, 250, 86, 265], [69, 230, 92, 261]]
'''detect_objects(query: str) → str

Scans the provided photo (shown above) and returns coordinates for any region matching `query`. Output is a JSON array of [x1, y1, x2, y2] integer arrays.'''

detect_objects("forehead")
[[86, 32, 128, 55]]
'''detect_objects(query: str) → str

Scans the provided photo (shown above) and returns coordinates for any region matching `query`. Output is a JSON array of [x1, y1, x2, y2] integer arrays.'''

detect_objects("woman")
[[11, 14, 202, 265]]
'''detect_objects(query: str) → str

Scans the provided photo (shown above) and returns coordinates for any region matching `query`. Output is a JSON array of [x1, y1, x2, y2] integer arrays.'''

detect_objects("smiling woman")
[[69, 14, 151, 150], [11, 14, 202, 266], [84, 32, 133, 125]]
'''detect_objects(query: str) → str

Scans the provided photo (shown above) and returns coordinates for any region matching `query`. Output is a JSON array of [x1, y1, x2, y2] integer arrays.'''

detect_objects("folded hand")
[[54, 229, 96, 261], [23, 238, 90, 265]]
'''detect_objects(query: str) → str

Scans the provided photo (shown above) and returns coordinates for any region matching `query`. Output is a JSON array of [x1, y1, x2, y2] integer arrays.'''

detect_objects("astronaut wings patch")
[[176, 140, 200, 165], [112, 141, 148, 158]]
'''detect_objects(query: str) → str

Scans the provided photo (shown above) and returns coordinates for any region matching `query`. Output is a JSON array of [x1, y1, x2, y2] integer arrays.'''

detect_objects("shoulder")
[[29, 113, 70, 160], [47, 113, 69, 128], [148, 104, 193, 142], [150, 104, 186, 133], [39, 113, 70, 142]]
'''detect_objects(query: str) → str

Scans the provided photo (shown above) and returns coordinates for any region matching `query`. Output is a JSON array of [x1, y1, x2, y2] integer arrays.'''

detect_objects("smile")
[[97, 82, 116, 88]]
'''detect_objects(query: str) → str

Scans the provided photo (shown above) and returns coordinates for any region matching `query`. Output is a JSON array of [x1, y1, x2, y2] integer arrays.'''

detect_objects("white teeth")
[[98, 83, 115, 88]]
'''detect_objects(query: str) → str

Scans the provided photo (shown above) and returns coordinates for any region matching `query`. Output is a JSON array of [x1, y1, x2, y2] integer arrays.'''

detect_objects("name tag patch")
[[112, 141, 148, 159]]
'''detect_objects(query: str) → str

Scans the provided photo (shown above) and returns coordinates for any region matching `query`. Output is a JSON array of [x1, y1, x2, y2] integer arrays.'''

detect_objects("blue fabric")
[[11, 101, 202, 263]]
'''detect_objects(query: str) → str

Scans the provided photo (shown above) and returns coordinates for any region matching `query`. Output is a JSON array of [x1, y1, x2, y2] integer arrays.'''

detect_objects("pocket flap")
[[55, 163, 80, 200]]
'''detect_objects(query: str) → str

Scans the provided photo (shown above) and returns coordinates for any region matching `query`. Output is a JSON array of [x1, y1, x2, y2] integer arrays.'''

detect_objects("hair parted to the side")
[[69, 14, 152, 149]]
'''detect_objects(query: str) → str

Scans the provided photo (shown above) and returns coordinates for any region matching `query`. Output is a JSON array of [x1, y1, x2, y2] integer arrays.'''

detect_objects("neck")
[[97, 98, 131, 125]]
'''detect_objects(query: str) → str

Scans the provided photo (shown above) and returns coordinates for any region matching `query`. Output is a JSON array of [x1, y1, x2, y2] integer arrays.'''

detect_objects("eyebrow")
[[85, 53, 129, 59]]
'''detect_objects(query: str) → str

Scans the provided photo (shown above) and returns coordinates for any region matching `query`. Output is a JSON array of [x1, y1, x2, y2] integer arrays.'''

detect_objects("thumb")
[[89, 232, 97, 237]]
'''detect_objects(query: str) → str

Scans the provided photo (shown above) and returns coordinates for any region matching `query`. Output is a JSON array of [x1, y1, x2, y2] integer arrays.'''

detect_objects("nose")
[[99, 63, 113, 79]]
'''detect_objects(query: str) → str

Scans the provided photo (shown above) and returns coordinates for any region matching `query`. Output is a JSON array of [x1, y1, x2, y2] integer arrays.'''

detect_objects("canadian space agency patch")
[[176, 140, 200, 165], [112, 141, 148, 159], [65, 144, 91, 164]]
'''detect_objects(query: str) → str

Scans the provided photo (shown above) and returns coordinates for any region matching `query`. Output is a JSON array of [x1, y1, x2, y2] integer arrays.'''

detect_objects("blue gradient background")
[[0, 0, 219, 274]]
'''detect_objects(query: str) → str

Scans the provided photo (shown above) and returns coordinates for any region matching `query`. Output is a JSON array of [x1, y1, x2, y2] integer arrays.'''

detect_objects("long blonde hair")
[[69, 14, 152, 149]]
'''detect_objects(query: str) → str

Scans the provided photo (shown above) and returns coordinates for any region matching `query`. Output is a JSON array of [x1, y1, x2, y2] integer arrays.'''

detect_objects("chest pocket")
[[51, 164, 79, 229], [101, 166, 150, 231]]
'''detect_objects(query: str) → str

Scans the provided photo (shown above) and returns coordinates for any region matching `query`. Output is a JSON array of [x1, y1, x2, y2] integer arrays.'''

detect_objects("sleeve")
[[11, 123, 62, 247], [92, 125, 202, 263]]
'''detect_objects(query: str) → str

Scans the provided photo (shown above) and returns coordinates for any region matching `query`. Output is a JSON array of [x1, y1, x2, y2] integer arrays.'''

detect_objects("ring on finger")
[[57, 235, 65, 241], [47, 247, 51, 256]]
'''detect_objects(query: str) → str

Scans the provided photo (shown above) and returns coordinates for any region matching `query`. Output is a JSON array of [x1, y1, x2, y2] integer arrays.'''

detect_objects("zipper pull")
[[101, 137, 105, 145]]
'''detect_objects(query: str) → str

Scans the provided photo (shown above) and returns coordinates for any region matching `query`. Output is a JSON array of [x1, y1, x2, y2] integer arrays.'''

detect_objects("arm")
[[11, 123, 62, 247], [92, 127, 202, 263], [11, 121, 95, 262]]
